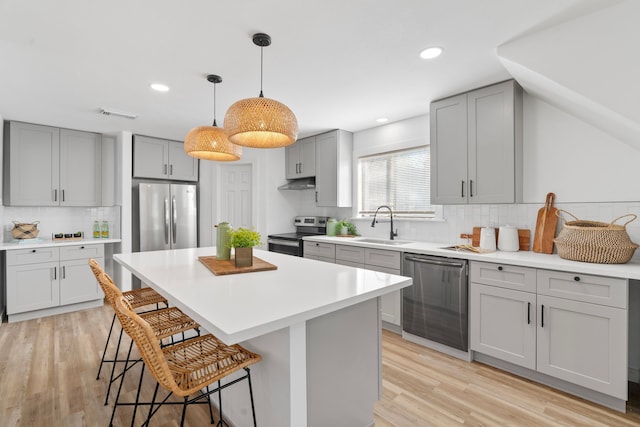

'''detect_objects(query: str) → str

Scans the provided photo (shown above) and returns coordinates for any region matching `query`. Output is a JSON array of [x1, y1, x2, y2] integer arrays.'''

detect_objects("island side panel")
[[211, 327, 292, 426], [307, 298, 381, 427]]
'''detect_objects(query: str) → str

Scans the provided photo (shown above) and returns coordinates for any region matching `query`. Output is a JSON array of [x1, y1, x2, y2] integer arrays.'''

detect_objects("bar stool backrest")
[[113, 295, 180, 394], [88, 258, 122, 307]]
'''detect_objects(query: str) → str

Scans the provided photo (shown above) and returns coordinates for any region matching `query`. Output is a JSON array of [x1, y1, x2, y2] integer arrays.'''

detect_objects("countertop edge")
[[0, 238, 122, 250], [303, 235, 640, 280]]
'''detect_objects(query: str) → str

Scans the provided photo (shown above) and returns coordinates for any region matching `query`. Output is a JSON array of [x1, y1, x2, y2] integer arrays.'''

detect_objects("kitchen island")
[[114, 247, 412, 427]]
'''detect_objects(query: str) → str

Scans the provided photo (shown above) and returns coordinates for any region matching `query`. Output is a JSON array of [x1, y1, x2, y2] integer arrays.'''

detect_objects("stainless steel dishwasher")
[[402, 253, 469, 351]]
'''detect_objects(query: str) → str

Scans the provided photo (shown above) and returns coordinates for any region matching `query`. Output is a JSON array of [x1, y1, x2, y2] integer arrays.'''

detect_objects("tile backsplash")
[[349, 201, 640, 258], [1, 206, 121, 242]]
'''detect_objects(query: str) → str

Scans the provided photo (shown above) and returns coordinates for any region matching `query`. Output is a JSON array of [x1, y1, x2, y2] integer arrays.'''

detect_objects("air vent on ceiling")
[[99, 108, 138, 119]]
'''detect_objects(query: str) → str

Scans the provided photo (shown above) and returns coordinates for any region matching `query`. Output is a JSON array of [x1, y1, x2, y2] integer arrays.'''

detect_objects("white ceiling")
[[0, 0, 599, 141]]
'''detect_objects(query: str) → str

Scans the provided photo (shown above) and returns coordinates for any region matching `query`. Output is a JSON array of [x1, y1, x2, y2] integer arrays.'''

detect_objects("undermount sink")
[[357, 238, 413, 246]]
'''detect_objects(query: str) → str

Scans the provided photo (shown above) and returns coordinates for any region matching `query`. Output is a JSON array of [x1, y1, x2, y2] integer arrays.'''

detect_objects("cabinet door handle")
[[469, 180, 473, 197], [527, 302, 531, 325], [461, 180, 465, 198], [299, 162, 303, 174], [53, 266, 57, 280], [62, 189, 65, 202], [62, 266, 66, 279], [574, 276, 580, 282], [169, 164, 173, 175], [498, 266, 503, 271], [163, 164, 168, 175], [315, 191, 318, 203], [32, 249, 36, 253], [541, 304, 545, 328], [53, 189, 57, 202]]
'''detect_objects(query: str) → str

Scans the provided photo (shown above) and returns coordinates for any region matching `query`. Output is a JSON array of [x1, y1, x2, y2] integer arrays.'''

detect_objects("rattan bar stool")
[[113, 295, 262, 427], [89, 259, 168, 382], [88, 259, 200, 406]]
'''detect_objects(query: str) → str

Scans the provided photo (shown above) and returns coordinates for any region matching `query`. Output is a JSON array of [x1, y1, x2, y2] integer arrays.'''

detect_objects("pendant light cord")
[[212, 81, 217, 127], [259, 46, 264, 98]]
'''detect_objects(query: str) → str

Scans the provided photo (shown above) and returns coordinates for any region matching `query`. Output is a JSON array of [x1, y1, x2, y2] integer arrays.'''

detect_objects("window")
[[358, 146, 435, 218]]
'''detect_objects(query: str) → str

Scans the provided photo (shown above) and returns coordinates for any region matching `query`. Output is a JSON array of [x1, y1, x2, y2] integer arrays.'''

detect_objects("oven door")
[[268, 238, 302, 257]]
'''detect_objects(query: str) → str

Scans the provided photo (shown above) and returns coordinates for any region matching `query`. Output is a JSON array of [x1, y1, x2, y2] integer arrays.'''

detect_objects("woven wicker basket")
[[553, 210, 638, 264], [11, 221, 40, 239]]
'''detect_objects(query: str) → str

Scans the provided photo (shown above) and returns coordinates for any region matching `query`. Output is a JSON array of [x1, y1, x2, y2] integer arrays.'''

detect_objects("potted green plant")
[[228, 227, 262, 267], [336, 220, 358, 236]]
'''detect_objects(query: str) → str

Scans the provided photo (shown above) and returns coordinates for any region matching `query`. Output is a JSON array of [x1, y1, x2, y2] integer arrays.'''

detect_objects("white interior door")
[[219, 164, 253, 229]]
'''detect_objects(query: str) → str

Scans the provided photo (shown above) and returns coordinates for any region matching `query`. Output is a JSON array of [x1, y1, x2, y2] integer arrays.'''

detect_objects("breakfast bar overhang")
[[114, 247, 412, 427]]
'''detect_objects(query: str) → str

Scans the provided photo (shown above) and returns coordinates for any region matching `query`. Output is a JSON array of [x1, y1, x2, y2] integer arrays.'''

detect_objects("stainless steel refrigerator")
[[137, 182, 197, 252]]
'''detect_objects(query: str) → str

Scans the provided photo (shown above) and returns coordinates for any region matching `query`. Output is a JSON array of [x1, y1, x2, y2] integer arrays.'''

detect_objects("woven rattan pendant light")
[[224, 33, 298, 148], [184, 74, 242, 161]]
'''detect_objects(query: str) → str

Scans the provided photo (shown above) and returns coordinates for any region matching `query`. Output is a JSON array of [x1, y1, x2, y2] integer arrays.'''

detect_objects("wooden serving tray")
[[198, 256, 277, 276]]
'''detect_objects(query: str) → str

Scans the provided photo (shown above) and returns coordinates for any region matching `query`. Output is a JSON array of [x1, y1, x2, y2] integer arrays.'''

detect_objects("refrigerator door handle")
[[164, 197, 170, 244], [172, 196, 177, 244]]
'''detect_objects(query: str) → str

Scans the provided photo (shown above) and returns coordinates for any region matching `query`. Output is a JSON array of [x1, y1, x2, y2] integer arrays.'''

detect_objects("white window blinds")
[[358, 146, 433, 216]]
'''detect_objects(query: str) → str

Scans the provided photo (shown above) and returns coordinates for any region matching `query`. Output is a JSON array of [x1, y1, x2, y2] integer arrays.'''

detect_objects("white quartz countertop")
[[303, 235, 640, 280], [0, 238, 121, 250], [114, 247, 412, 344]]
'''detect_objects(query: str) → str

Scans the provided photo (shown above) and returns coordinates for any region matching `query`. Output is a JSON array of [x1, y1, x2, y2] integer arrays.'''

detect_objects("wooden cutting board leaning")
[[533, 192, 559, 254]]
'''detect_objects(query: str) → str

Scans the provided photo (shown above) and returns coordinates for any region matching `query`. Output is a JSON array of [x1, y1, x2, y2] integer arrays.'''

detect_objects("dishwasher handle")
[[404, 254, 465, 268]]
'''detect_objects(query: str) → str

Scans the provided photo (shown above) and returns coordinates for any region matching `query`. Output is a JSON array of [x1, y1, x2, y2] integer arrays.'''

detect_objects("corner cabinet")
[[3, 121, 102, 206], [315, 130, 353, 207], [286, 136, 316, 179], [133, 135, 198, 181], [430, 80, 523, 204], [5, 244, 105, 322], [470, 261, 628, 404]]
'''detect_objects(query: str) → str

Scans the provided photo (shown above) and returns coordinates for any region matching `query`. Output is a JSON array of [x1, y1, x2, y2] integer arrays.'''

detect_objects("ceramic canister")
[[479, 227, 496, 251], [498, 225, 519, 251], [215, 222, 232, 260]]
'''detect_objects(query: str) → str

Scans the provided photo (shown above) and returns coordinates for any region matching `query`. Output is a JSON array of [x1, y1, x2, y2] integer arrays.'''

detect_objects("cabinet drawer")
[[470, 261, 536, 293], [6, 247, 59, 266], [537, 270, 627, 308], [336, 259, 364, 268], [60, 244, 105, 261], [364, 249, 401, 270], [336, 245, 365, 264], [303, 241, 335, 259]]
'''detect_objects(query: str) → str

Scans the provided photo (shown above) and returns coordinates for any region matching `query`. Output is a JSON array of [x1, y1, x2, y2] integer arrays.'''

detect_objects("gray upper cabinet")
[[133, 135, 198, 181], [286, 136, 316, 179], [315, 130, 353, 207], [3, 121, 102, 206], [430, 80, 523, 204]]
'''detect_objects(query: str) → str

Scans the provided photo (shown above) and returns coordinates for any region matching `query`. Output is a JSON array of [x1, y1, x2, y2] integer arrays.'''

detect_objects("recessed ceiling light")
[[150, 83, 170, 92], [419, 46, 443, 59], [376, 118, 389, 123]]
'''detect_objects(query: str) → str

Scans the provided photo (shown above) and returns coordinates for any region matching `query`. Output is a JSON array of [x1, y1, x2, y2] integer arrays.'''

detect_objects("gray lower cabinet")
[[5, 244, 104, 322], [430, 80, 523, 204], [305, 241, 402, 327], [470, 261, 628, 401], [3, 121, 102, 206], [133, 135, 198, 181]]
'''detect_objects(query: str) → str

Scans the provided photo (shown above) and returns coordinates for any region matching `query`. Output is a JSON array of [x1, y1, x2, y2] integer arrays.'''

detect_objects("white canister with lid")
[[498, 225, 519, 251], [479, 227, 496, 251]]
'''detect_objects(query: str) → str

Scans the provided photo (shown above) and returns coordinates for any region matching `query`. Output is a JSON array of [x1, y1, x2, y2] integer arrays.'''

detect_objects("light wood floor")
[[2, 304, 640, 426]]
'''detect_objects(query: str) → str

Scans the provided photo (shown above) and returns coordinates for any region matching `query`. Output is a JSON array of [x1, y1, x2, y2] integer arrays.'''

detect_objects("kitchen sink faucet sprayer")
[[371, 205, 398, 240]]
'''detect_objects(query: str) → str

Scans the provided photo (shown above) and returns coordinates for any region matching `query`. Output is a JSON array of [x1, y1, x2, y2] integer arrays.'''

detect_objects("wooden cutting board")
[[532, 192, 558, 254], [198, 256, 277, 275], [471, 227, 530, 251]]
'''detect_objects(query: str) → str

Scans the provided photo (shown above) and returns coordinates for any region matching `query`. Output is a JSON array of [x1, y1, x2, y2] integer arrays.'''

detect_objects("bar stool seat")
[[88, 258, 200, 405], [114, 295, 262, 427]]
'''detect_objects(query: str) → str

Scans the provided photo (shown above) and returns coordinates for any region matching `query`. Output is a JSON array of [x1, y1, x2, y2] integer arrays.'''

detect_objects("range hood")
[[278, 177, 316, 190]]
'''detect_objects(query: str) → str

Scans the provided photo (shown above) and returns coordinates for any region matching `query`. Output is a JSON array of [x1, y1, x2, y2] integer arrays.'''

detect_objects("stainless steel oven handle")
[[268, 238, 300, 247]]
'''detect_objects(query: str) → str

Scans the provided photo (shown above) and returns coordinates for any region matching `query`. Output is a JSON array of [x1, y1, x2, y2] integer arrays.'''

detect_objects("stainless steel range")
[[268, 216, 328, 257]]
